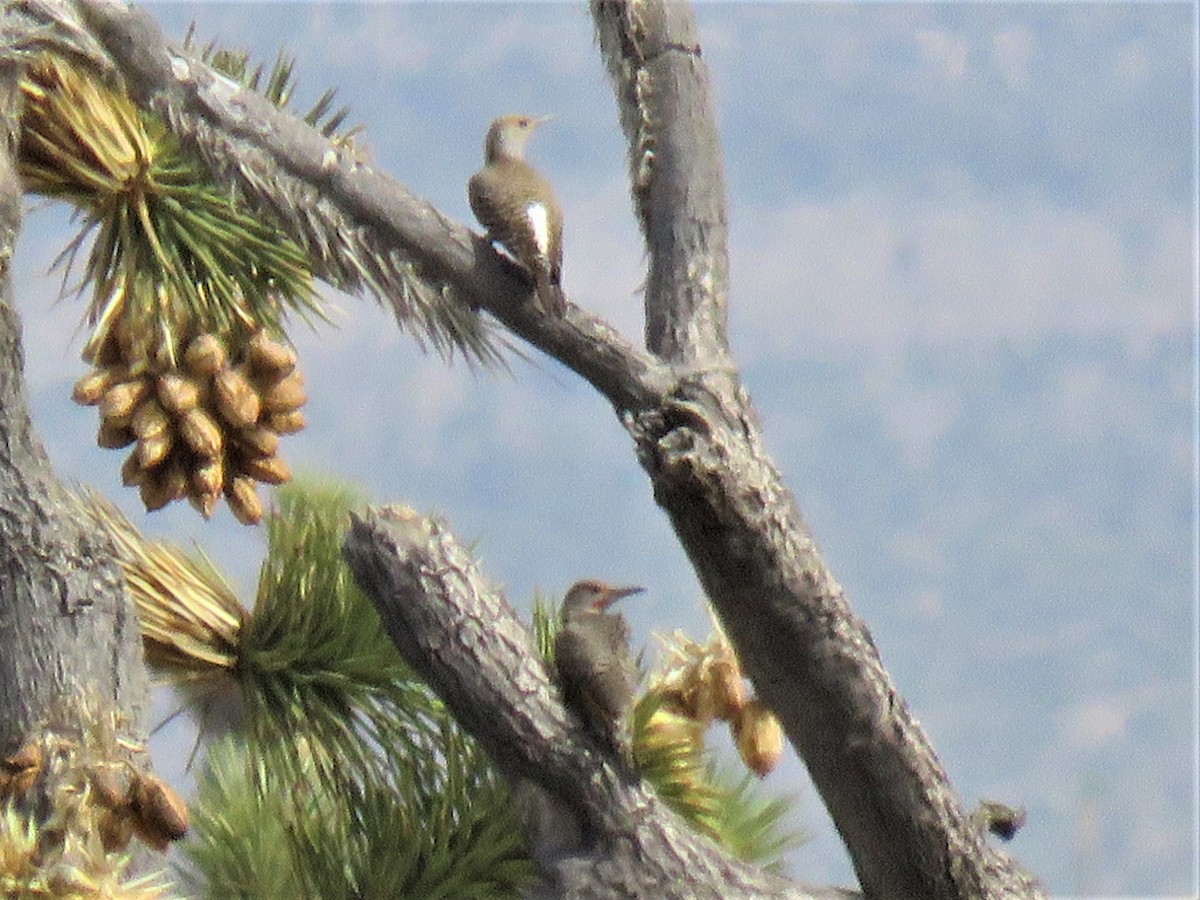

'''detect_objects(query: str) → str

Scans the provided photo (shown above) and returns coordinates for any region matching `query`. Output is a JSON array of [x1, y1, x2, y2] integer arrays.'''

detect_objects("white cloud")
[[301, 6, 434, 76], [560, 175, 646, 338], [1112, 40, 1149, 86], [877, 381, 965, 468], [991, 25, 1034, 90], [444, 9, 593, 79], [912, 589, 944, 619], [1058, 699, 1129, 749], [914, 28, 970, 82], [731, 181, 1190, 366]]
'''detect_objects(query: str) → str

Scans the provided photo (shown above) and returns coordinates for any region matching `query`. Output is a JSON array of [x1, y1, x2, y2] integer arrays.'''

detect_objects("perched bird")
[[468, 114, 565, 315], [554, 580, 643, 758]]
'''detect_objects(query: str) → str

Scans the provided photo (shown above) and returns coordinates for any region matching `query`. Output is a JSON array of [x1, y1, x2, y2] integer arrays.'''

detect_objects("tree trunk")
[[0, 34, 149, 817]]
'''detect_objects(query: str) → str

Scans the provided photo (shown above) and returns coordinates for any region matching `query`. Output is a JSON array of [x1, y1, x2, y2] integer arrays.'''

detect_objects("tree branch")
[[594, 1, 1041, 896], [626, 374, 1041, 898], [61, 0, 672, 409], [21, 0, 1044, 894], [342, 505, 854, 900], [592, 0, 731, 363]]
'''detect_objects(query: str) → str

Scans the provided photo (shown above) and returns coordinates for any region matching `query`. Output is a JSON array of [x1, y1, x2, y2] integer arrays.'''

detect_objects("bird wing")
[[592, 613, 637, 704], [468, 161, 561, 277], [467, 167, 505, 239], [555, 614, 635, 724]]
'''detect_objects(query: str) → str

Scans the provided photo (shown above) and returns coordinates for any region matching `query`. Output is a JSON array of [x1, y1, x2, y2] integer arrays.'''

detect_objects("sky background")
[[9, 2, 1197, 896]]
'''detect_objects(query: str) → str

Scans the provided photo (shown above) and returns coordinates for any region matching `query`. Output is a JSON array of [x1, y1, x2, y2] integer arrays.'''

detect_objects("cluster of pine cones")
[[72, 329, 306, 524]]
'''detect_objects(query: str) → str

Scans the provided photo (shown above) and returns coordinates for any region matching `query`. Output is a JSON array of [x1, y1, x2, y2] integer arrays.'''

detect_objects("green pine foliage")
[[19, 54, 323, 364], [708, 767, 805, 873], [629, 692, 723, 837], [532, 597, 802, 870], [185, 730, 530, 900], [182, 24, 359, 144], [238, 481, 434, 794], [182, 483, 532, 898], [179, 740, 300, 899]]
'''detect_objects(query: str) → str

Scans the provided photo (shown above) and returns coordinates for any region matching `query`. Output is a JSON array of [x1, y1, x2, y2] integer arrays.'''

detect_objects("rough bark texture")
[[590, 3, 1041, 896], [593, 0, 730, 363], [7, 1, 1044, 896], [0, 9, 148, 799], [343, 507, 854, 900]]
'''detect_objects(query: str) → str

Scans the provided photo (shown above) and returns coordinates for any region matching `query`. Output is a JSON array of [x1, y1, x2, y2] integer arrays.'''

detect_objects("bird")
[[468, 114, 565, 315], [554, 580, 643, 759]]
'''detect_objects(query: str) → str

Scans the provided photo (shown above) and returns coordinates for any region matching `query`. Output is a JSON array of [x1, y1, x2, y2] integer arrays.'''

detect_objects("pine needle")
[[79, 491, 243, 675], [18, 54, 325, 366]]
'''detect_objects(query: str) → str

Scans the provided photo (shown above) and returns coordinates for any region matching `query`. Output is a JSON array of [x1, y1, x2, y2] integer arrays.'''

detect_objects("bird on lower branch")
[[554, 579, 643, 761]]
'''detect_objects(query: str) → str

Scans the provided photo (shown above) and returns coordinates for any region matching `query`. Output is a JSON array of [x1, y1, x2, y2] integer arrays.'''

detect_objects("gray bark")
[[0, 1, 148, 805], [8, 1, 1043, 896], [593, 4, 1039, 895], [344, 507, 854, 900]]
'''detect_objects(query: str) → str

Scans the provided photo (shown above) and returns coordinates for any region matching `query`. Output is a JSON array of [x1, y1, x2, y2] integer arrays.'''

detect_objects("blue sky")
[[11, 3, 1196, 895]]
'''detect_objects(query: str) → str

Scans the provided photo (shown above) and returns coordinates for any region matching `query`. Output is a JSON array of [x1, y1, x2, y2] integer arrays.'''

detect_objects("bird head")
[[485, 113, 551, 162], [561, 580, 644, 619]]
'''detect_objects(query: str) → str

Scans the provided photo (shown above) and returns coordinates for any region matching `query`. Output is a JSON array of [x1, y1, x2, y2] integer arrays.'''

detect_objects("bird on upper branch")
[[468, 114, 565, 315], [554, 580, 643, 760]]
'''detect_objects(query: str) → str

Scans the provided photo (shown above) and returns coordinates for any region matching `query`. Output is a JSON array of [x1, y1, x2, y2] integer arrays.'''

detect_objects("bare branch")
[[627, 375, 1042, 898], [591, 2, 1042, 896], [591, 0, 730, 363]]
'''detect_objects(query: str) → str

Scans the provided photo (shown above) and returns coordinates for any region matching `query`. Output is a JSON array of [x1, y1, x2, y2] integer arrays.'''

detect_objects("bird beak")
[[531, 115, 553, 130], [599, 586, 644, 609]]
